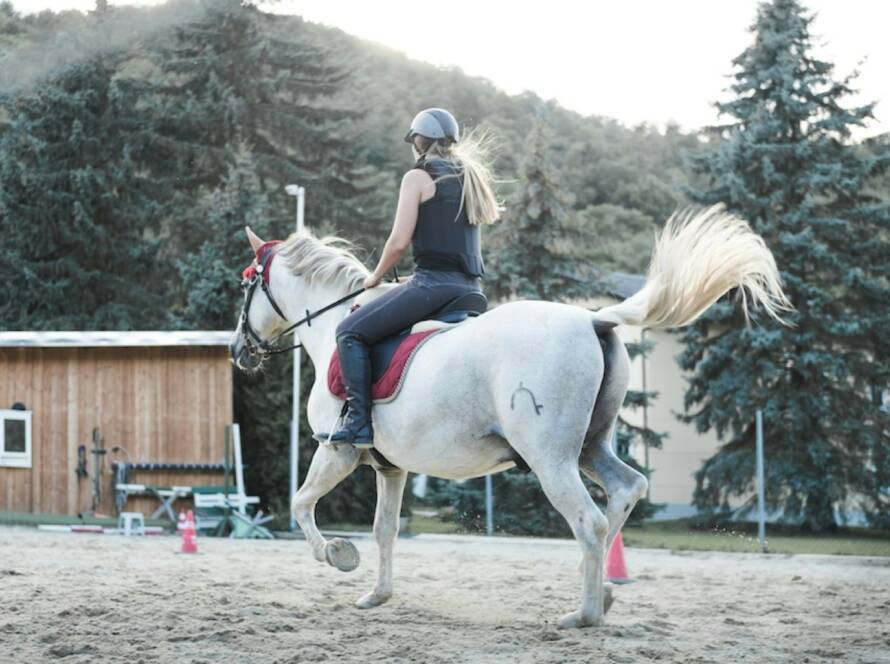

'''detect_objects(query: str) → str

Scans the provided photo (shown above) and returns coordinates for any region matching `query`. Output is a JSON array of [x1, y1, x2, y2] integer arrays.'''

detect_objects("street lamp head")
[[285, 184, 302, 196]]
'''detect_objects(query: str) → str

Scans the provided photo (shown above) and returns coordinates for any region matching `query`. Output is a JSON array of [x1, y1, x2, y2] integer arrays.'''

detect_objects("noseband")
[[238, 242, 365, 361]]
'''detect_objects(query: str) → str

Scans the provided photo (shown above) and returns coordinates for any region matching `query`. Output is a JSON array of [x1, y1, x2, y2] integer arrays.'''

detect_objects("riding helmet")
[[404, 108, 460, 145]]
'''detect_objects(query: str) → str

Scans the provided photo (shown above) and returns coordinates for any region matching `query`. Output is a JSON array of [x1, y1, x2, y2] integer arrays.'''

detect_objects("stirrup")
[[328, 421, 374, 449], [312, 411, 373, 449]]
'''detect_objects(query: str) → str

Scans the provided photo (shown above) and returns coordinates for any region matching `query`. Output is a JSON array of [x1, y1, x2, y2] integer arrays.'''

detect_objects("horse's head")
[[229, 226, 293, 372]]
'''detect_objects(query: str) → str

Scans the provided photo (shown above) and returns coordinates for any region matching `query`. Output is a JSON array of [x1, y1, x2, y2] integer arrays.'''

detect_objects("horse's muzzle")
[[229, 336, 262, 372]]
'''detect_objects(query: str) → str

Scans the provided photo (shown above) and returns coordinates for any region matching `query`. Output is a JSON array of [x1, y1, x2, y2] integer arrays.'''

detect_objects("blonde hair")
[[414, 125, 503, 226]]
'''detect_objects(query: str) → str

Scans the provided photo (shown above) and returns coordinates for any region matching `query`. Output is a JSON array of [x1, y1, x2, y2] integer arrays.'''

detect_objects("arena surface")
[[1, 525, 888, 663]]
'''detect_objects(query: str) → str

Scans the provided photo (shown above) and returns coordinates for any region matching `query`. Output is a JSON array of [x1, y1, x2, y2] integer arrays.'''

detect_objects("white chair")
[[117, 511, 146, 536]]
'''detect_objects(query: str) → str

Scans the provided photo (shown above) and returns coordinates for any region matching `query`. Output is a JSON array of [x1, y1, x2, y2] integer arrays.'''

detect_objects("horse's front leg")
[[357, 467, 408, 609], [291, 443, 362, 570]]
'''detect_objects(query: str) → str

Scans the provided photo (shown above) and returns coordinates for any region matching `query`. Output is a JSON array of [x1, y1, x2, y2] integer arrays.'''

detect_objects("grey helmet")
[[404, 107, 460, 145]]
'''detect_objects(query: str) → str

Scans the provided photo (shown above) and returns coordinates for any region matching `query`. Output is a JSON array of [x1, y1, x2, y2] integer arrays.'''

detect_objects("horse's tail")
[[591, 203, 793, 331]]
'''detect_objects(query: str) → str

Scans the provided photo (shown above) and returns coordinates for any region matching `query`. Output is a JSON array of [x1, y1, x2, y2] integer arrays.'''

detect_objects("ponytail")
[[416, 126, 504, 226]]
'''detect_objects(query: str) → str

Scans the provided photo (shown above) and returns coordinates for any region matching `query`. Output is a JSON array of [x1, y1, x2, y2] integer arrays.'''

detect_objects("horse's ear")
[[245, 226, 264, 254]]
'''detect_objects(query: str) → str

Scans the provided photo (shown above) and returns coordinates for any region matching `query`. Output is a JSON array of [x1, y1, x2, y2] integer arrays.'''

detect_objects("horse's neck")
[[272, 268, 350, 367]]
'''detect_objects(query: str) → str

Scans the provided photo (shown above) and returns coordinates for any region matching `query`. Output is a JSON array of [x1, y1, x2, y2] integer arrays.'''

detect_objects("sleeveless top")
[[410, 157, 485, 278]]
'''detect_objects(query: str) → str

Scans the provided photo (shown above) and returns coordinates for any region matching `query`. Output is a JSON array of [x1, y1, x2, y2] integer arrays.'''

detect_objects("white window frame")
[[0, 410, 32, 468]]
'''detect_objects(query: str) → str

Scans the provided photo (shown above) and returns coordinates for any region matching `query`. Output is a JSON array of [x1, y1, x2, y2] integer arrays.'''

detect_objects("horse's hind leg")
[[580, 424, 647, 554], [580, 328, 648, 553], [534, 460, 610, 628], [356, 467, 408, 609], [291, 444, 362, 571]]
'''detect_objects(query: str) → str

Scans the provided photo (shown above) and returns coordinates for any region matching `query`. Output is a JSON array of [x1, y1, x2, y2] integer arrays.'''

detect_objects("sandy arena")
[[1, 525, 888, 663]]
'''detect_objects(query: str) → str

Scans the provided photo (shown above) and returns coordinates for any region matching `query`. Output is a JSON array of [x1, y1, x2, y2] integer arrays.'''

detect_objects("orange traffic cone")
[[606, 531, 632, 584], [180, 509, 198, 554]]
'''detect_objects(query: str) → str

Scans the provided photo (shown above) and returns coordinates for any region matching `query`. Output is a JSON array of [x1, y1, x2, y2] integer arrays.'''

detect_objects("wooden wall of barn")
[[0, 346, 232, 516]]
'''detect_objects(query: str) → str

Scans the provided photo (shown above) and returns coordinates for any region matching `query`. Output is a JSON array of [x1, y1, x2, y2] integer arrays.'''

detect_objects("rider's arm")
[[367, 170, 429, 284]]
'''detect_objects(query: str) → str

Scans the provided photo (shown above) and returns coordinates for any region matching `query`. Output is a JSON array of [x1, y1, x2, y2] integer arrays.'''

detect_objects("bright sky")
[[11, 0, 890, 137]]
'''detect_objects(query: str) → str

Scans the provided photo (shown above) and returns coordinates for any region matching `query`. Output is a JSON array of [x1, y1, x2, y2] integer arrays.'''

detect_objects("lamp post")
[[285, 184, 305, 531]]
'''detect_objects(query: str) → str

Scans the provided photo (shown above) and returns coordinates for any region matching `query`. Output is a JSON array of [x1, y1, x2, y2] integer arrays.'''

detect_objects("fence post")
[[485, 475, 493, 536], [755, 409, 766, 553]]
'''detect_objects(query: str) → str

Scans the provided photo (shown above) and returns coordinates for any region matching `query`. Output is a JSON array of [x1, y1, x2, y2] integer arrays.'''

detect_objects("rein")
[[239, 244, 365, 357]]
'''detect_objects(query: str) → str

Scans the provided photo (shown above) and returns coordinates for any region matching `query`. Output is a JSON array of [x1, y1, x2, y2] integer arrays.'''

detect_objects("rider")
[[327, 107, 502, 449]]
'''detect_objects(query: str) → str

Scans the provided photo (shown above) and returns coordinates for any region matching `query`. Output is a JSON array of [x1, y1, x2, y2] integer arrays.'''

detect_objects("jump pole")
[[286, 184, 305, 531]]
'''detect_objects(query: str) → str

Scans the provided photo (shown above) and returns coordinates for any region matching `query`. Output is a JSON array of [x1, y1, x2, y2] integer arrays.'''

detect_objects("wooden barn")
[[0, 331, 233, 520]]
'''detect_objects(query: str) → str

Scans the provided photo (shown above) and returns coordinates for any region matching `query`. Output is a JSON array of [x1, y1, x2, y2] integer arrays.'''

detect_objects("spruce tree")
[[680, 0, 890, 530], [171, 142, 272, 329], [0, 52, 162, 330], [154, 1, 388, 256], [488, 116, 600, 301]]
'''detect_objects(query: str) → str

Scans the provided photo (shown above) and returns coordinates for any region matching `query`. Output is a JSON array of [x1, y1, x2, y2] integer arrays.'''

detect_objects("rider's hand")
[[363, 273, 383, 290]]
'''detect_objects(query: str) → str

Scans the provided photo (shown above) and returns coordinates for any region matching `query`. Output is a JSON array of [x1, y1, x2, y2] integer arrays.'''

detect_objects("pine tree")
[[488, 116, 600, 301], [153, 1, 388, 256], [680, 0, 890, 531], [0, 52, 162, 330]]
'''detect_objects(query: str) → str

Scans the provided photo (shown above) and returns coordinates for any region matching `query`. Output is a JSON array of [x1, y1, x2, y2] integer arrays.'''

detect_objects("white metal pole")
[[231, 423, 247, 515], [755, 409, 766, 553], [485, 474, 493, 536], [288, 186, 305, 531]]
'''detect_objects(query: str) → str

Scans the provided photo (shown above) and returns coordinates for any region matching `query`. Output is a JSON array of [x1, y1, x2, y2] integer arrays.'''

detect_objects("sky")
[[10, 0, 890, 137]]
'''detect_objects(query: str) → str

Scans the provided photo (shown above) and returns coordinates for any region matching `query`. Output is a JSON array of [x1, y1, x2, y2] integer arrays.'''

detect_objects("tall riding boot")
[[328, 332, 374, 449]]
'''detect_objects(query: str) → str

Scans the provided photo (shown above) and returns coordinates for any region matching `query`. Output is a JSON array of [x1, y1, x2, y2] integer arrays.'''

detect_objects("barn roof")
[[0, 331, 233, 348], [604, 272, 646, 300]]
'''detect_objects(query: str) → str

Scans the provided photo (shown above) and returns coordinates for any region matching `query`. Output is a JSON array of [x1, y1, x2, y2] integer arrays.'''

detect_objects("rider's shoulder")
[[401, 167, 433, 187]]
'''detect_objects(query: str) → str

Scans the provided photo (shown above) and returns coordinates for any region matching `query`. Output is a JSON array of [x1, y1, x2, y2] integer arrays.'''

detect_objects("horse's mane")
[[276, 228, 369, 290]]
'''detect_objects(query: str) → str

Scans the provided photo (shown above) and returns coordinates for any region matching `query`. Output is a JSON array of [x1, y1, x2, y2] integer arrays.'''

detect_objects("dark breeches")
[[335, 268, 482, 344]]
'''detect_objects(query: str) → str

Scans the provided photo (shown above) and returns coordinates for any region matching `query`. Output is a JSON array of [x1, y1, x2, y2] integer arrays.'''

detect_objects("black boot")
[[328, 332, 374, 449]]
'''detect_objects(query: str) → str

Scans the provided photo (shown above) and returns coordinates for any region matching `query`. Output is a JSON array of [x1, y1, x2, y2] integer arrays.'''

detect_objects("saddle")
[[327, 291, 488, 403]]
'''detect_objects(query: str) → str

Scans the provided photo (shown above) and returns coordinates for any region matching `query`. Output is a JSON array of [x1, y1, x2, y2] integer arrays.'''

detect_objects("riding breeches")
[[335, 268, 483, 344]]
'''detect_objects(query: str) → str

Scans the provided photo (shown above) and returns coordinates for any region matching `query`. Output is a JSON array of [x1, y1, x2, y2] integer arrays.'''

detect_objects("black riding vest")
[[410, 157, 485, 278]]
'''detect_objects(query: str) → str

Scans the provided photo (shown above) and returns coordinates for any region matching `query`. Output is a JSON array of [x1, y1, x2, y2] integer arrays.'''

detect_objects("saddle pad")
[[327, 329, 441, 403]]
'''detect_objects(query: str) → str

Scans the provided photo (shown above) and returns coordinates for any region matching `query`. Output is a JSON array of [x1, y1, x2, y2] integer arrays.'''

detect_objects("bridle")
[[238, 241, 365, 360]]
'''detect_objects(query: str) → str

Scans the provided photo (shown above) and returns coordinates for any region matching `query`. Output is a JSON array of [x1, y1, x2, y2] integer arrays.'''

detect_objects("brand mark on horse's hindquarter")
[[510, 381, 543, 416]]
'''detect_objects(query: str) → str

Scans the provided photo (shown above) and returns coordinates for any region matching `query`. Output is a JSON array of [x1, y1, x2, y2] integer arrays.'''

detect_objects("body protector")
[[410, 157, 484, 278]]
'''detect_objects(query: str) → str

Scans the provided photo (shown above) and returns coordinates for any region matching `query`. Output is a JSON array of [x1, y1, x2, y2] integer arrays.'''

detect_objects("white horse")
[[229, 203, 790, 628]]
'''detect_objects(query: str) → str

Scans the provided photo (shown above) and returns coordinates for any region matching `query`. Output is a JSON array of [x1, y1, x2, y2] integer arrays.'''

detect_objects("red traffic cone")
[[606, 531, 632, 584], [180, 509, 198, 554]]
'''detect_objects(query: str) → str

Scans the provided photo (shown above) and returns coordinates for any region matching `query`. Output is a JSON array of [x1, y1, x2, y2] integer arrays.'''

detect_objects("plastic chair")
[[118, 512, 146, 536]]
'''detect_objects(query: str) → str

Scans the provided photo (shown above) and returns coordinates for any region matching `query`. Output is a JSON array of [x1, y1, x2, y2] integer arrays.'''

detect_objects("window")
[[0, 410, 32, 468]]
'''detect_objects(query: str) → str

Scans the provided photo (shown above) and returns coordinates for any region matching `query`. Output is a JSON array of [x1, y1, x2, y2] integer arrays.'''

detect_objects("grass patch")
[[320, 512, 889, 556], [618, 520, 890, 556]]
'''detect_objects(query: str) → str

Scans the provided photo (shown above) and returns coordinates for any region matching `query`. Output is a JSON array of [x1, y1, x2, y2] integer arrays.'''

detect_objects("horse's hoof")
[[355, 590, 391, 609], [324, 538, 360, 572], [557, 609, 604, 629]]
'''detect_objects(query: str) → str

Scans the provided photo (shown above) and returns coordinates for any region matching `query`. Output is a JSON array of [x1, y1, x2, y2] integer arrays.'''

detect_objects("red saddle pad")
[[327, 329, 440, 402]]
